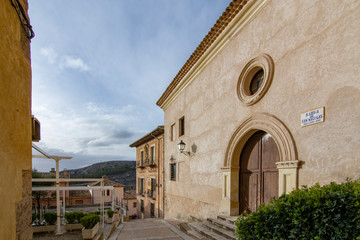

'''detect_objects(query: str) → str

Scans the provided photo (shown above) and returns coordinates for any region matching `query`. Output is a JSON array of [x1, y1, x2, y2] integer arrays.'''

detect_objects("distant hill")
[[63, 160, 136, 188]]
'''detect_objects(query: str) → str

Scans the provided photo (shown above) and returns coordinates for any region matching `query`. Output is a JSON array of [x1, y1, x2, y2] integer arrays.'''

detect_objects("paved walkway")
[[33, 218, 193, 240], [114, 219, 194, 240]]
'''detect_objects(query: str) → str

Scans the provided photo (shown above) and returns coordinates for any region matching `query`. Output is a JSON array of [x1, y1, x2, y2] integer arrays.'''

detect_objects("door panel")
[[261, 133, 279, 170], [240, 133, 260, 171], [240, 131, 279, 214], [263, 171, 278, 204], [240, 173, 259, 213]]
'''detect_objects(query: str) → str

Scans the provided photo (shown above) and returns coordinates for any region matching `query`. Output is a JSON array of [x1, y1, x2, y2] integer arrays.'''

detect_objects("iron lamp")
[[178, 140, 190, 156]]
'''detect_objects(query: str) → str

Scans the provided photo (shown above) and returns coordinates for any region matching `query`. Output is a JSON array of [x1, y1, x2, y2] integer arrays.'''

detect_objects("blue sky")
[[30, 0, 231, 171]]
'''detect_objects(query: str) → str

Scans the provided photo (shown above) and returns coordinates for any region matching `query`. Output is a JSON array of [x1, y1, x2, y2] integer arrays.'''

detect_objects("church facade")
[[157, 0, 360, 220]]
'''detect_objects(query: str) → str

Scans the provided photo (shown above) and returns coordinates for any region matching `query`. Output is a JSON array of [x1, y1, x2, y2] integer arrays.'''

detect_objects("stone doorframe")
[[220, 113, 300, 216]]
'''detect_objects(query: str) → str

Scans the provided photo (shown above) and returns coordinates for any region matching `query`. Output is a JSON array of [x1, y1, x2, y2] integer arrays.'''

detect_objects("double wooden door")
[[239, 131, 279, 213]]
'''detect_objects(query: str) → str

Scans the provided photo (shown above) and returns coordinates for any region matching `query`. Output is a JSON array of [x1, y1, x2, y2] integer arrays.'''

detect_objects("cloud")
[[40, 47, 58, 64], [32, 102, 141, 164], [112, 130, 134, 139], [39, 47, 90, 72], [60, 56, 90, 71]]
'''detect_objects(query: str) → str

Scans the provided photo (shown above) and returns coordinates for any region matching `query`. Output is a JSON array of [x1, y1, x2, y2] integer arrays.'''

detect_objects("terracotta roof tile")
[[129, 125, 164, 148], [89, 178, 124, 187], [124, 189, 136, 199], [156, 0, 248, 107]]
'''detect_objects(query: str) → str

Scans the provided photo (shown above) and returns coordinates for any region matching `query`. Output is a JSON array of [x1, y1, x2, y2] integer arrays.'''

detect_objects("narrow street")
[[113, 219, 193, 240]]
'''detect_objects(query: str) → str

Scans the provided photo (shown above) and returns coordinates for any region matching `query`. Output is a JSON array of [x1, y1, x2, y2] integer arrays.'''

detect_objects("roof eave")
[[129, 125, 164, 148], [156, 0, 269, 110]]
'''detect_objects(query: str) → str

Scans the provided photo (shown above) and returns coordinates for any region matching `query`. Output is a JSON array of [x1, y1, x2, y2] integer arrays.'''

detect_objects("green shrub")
[[235, 179, 360, 240], [32, 213, 39, 223], [65, 212, 85, 224], [65, 212, 76, 224], [80, 214, 100, 229], [75, 212, 85, 222], [43, 212, 57, 225], [107, 209, 114, 218]]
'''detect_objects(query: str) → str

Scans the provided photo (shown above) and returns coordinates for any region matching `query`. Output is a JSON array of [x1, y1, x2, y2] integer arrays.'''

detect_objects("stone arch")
[[220, 113, 299, 216], [224, 113, 297, 168]]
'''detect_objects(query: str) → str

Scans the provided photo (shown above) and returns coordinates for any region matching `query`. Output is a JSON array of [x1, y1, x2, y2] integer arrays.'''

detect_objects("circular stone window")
[[237, 54, 274, 105]]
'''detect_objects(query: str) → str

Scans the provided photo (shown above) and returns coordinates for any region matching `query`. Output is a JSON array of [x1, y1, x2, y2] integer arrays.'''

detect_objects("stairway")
[[182, 215, 238, 240]]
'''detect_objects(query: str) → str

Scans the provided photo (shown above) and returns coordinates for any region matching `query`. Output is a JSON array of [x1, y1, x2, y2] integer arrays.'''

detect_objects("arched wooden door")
[[239, 131, 279, 213]]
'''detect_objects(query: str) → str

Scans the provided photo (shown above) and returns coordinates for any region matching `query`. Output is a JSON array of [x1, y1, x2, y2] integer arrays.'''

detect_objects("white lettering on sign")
[[301, 107, 325, 127]]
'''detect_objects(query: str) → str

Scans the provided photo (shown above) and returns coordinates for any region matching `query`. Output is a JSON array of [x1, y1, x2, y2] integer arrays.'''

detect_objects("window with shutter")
[[170, 163, 176, 181]]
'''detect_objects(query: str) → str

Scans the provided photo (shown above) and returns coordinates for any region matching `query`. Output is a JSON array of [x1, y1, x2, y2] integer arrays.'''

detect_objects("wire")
[[8, 0, 35, 40]]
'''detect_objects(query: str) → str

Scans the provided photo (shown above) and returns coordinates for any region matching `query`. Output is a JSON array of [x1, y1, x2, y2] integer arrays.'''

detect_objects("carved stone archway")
[[220, 113, 300, 216]]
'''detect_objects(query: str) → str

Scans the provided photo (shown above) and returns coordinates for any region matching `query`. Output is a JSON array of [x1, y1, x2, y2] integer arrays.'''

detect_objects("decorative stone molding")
[[221, 167, 230, 199], [220, 167, 231, 215], [157, 0, 271, 110], [276, 160, 300, 195], [276, 160, 300, 169], [237, 53, 274, 106], [224, 113, 297, 168], [223, 113, 299, 215]]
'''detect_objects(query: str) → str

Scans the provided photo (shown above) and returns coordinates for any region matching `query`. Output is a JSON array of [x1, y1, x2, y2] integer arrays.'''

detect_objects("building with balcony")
[[130, 126, 164, 218]]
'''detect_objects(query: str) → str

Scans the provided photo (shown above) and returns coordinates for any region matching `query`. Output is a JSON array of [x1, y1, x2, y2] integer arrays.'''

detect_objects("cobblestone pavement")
[[115, 219, 193, 240]]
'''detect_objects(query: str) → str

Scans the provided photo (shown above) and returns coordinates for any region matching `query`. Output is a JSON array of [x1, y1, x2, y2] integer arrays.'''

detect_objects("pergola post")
[[55, 158, 61, 235], [112, 189, 115, 211]]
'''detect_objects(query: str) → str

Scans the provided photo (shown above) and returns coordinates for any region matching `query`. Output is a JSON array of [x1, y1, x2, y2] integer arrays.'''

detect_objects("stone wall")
[[162, 0, 360, 220], [0, 0, 33, 238]]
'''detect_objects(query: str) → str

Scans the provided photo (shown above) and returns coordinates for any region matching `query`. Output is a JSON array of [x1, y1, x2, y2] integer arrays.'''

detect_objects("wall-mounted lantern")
[[178, 140, 191, 156]]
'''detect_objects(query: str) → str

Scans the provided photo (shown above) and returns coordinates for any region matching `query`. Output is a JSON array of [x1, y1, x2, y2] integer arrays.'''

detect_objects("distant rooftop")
[[89, 176, 124, 187], [129, 125, 164, 148], [124, 189, 136, 199]]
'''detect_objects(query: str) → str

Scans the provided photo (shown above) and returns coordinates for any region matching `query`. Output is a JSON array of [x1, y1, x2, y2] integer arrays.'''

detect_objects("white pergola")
[[32, 144, 109, 235]]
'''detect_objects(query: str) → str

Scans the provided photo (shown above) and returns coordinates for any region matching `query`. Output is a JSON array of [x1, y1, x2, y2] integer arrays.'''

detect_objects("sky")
[[29, 0, 232, 172]]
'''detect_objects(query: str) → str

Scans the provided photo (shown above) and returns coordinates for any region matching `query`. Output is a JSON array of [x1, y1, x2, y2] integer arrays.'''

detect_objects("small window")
[[170, 123, 175, 141], [170, 163, 176, 181], [140, 151, 144, 166], [237, 54, 274, 106], [151, 178, 156, 198], [138, 178, 144, 195], [107, 190, 110, 196], [133, 202, 137, 208], [179, 117, 185, 136], [140, 199, 144, 213], [249, 69, 264, 94], [150, 202, 155, 218], [150, 146, 155, 165]]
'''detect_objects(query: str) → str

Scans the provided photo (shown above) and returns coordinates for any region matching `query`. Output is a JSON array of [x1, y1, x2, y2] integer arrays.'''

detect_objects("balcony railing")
[[136, 161, 145, 168], [137, 159, 156, 168]]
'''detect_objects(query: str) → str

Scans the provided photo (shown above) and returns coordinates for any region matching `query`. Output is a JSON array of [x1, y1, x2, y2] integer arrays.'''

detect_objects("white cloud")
[[60, 56, 90, 71], [40, 47, 58, 64], [32, 102, 140, 159]]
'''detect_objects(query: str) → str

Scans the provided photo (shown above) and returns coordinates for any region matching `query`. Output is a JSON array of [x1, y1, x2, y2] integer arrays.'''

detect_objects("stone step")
[[201, 222, 236, 240], [207, 218, 236, 232], [187, 229, 210, 240], [217, 215, 239, 225], [189, 222, 228, 240], [178, 222, 207, 240]]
